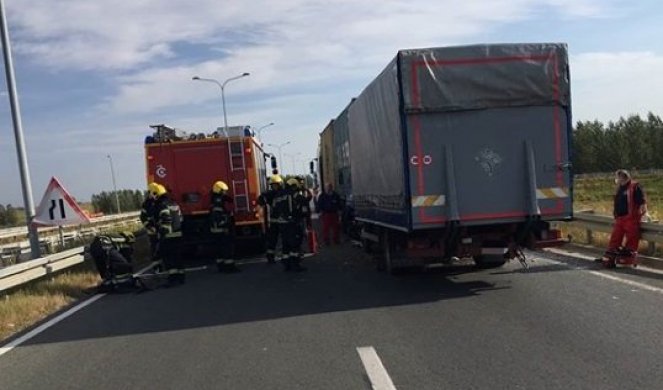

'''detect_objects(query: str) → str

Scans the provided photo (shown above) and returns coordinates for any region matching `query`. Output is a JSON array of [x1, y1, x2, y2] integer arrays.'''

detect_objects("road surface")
[[1, 243, 662, 389]]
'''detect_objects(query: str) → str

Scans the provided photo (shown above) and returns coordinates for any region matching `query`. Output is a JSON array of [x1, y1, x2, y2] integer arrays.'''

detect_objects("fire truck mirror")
[[270, 156, 277, 169]]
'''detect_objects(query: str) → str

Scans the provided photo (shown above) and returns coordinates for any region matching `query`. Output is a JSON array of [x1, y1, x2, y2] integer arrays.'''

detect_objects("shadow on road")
[[15, 242, 510, 347]]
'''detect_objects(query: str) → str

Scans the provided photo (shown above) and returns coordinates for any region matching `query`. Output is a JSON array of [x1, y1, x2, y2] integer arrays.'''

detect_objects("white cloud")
[[0, 0, 631, 205], [571, 51, 663, 122], [46, 0, 607, 115]]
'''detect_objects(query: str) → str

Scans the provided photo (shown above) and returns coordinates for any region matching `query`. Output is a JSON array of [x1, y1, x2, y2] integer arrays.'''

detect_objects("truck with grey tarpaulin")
[[320, 43, 573, 272]]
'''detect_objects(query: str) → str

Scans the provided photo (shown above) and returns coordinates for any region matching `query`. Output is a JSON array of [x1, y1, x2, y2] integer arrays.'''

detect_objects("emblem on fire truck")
[[156, 164, 167, 178]]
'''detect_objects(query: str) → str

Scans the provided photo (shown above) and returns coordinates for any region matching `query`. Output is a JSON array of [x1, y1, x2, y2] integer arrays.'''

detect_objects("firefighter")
[[597, 169, 648, 267], [140, 182, 160, 260], [286, 178, 308, 271], [210, 180, 238, 273], [89, 232, 136, 292], [258, 174, 298, 270], [154, 184, 185, 285]]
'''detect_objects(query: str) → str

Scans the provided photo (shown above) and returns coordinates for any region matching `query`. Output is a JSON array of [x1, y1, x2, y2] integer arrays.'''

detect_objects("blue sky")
[[1, 0, 662, 206]]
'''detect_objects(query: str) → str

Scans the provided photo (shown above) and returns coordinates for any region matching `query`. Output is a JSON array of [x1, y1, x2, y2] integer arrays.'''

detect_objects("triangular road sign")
[[33, 177, 90, 226]]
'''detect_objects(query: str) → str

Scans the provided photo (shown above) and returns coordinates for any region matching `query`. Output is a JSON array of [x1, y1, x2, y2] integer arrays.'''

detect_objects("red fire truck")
[[145, 124, 270, 245]]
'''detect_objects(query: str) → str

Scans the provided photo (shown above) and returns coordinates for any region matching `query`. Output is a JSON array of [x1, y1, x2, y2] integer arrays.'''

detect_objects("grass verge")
[[0, 263, 100, 341], [0, 230, 150, 343]]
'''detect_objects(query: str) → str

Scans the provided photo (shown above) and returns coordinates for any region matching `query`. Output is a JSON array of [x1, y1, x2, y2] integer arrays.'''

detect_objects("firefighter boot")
[[266, 252, 276, 265], [177, 271, 186, 285], [290, 257, 307, 273], [219, 260, 240, 273], [282, 257, 292, 272]]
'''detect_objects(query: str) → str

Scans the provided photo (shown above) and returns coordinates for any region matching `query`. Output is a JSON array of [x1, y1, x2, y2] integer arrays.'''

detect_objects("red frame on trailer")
[[408, 53, 567, 224]]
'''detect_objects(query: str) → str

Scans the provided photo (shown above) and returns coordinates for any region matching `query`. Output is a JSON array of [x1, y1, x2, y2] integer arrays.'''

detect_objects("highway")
[[1, 243, 662, 389]]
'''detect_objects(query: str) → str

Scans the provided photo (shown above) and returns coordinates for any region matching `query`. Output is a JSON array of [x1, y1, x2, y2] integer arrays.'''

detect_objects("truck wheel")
[[381, 231, 396, 274], [473, 255, 507, 269]]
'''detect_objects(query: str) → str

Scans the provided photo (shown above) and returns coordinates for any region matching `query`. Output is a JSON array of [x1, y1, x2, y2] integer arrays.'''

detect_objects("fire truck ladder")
[[229, 138, 250, 213]]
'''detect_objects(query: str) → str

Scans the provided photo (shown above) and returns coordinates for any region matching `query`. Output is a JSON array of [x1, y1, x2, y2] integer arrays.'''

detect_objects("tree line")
[[0, 204, 24, 227], [90, 190, 145, 215], [573, 112, 663, 174]]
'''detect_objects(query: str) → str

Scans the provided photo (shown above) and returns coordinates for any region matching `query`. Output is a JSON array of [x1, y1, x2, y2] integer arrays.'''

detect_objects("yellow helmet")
[[148, 182, 160, 195], [155, 184, 167, 196], [212, 181, 229, 194], [269, 175, 283, 185], [286, 178, 299, 187]]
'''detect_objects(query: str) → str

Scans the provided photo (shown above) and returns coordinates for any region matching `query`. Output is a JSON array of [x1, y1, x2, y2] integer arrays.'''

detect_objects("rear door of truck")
[[400, 44, 572, 229]]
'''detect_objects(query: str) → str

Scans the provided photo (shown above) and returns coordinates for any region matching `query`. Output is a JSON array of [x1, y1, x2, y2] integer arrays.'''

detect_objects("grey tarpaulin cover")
[[347, 43, 570, 227], [400, 43, 569, 113]]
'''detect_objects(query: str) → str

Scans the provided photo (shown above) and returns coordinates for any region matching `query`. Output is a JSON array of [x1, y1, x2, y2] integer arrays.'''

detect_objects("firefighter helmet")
[[155, 184, 167, 196], [148, 182, 160, 196], [286, 178, 299, 187], [269, 175, 283, 185], [212, 181, 229, 193]]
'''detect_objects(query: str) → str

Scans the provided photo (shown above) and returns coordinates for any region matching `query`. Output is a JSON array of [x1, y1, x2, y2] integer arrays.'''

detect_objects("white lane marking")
[[357, 346, 397, 390], [0, 262, 156, 358], [543, 248, 663, 294], [0, 294, 105, 357], [587, 271, 663, 294]]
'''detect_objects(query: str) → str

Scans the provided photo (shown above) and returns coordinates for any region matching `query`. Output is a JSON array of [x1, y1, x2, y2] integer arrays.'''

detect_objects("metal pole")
[[107, 155, 121, 214], [221, 84, 228, 138], [279, 147, 284, 176], [0, 0, 40, 258], [192, 74, 249, 138]]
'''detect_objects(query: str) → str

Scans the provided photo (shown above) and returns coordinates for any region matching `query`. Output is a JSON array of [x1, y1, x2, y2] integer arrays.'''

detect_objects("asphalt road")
[[1, 242, 663, 389]]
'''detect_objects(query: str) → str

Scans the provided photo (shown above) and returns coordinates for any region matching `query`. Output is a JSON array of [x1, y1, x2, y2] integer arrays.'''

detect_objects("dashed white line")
[[357, 346, 398, 390]]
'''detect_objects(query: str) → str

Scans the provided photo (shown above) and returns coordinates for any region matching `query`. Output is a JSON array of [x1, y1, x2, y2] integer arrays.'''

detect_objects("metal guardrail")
[[0, 247, 85, 293], [0, 212, 140, 267], [0, 211, 140, 241], [570, 211, 663, 254]]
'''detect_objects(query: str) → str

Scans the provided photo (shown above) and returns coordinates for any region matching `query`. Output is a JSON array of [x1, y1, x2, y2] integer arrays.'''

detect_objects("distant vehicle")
[[318, 43, 573, 272], [145, 124, 269, 248]]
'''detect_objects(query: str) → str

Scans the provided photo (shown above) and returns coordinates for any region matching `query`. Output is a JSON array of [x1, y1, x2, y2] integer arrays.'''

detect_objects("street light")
[[266, 142, 291, 175], [285, 152, 302, 176], [256, 122, 275, 140], [107, 155, 121, 214], [1, 0, 40, 258], [192, 73, 250, 137]]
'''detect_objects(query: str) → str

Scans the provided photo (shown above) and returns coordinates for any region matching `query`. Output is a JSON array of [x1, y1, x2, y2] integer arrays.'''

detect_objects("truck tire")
[[473, 255, 507, 269], [381, 230, 397, 274]]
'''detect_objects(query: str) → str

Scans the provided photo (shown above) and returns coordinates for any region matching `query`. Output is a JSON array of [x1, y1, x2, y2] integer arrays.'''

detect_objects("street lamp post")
[[107, 155, 121, 214], [0, 0, 40, 258], [256, 122, 274, 140], [192, 73, 250, 137], [285, 152, 302, 176], [267, 142, 291, 175]]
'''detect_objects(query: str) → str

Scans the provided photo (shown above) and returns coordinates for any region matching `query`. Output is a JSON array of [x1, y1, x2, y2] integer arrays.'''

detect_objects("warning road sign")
[[32, 177, 90, 226]]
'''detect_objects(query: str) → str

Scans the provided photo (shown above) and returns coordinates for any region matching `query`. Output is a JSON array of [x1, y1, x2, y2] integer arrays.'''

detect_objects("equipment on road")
[[88, 233, 137, 293], [599, 247, 639, 269], [317, 43, 572, 273]]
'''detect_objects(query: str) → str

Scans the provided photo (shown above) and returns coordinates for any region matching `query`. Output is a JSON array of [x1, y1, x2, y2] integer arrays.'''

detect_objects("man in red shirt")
[[597, 170, 648, 267], [316, 183, 342, 245]]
